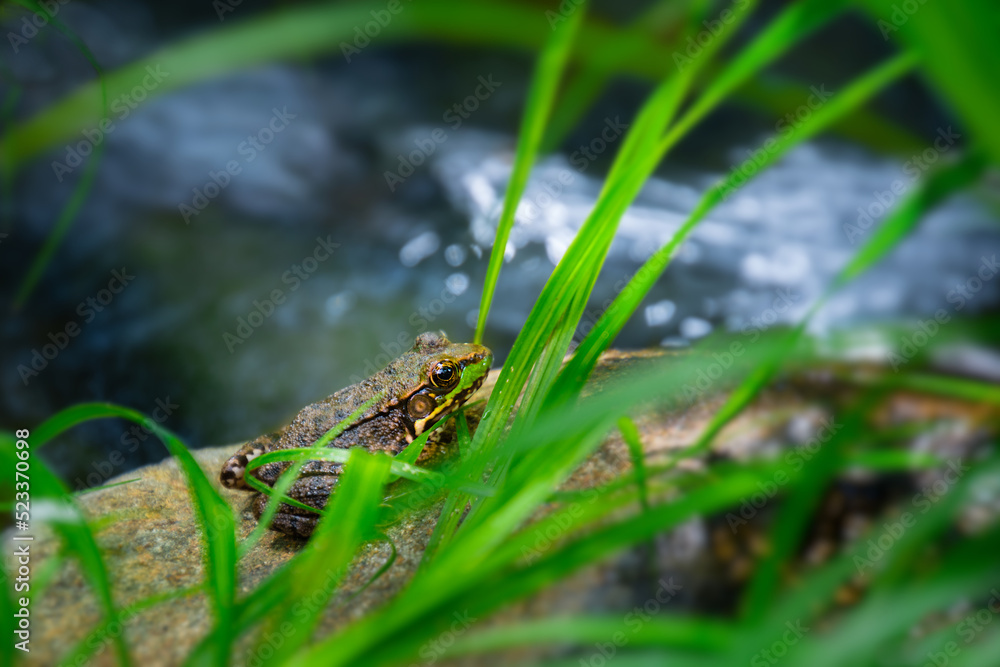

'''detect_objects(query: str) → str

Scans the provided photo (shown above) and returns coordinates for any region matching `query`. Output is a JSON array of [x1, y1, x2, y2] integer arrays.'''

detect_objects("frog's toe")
[[220, 433, 279, 490]]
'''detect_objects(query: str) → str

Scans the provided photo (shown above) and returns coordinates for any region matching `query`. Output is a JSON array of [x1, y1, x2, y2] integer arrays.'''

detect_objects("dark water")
[[1, 1, 997, 488]]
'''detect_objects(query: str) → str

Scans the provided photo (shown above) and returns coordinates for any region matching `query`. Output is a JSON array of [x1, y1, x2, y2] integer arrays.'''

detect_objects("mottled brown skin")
[[220, 331, 491, 538]]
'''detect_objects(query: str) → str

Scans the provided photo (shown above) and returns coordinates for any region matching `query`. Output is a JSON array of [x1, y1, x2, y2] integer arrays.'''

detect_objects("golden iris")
[[429, 360, 459, 388]]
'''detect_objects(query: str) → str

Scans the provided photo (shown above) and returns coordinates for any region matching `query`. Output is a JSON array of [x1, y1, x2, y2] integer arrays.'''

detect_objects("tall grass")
[[3, 1, 998, 665]]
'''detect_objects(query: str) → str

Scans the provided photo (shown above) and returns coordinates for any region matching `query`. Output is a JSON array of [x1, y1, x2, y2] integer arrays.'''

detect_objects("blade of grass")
[[238, 394, 381, 556], [290, 333, 793, 666], [246, 449, 390, 664], [34, 403, 235, 666], [473, 0, 586, 344], [735, 455, 1000, 664], [449, 0, 757, 552], [549, 10, 906, 411], [556, 52, 922, 458], [0, 0, 672, 170], [878, 372, 1000, 405], [449, 614, 733, 656], [739, 398, 867, 619], [541, 0, 719, 152], [675, 149, 983, 512], [430, 4, 598, 559], [859, 0, 1000, 164], [10, 0, 108, 309], [618, 416, 650, 512], [244, 446, 492, 502]]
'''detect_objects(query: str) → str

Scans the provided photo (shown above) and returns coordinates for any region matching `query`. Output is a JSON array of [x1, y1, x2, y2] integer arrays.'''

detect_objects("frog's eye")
[[407, 393, 435, 419], [429, 360, 459, 388]]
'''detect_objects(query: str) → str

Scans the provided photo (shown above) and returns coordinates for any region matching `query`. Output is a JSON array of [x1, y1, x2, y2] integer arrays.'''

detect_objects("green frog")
[[220, 331, 492, 537]]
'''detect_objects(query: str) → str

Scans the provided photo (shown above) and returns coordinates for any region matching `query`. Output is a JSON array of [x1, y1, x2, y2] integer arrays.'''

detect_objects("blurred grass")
[[8, 0, 110, 308], [5, 0, 1000, 665]]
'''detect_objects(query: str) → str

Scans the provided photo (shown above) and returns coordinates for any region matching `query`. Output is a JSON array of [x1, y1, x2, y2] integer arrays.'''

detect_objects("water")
[[1, 3, 997, 486]]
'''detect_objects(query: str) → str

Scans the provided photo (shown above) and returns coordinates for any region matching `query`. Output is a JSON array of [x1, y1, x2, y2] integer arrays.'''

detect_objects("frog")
[[220, 331, 492, 538]]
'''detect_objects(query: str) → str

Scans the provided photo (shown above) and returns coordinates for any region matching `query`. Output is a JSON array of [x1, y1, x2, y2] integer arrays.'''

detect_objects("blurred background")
[[1, 0, 997, 488]]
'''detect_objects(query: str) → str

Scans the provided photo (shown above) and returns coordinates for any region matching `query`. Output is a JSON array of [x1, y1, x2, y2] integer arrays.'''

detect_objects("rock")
[[11, 354, 995, 666]]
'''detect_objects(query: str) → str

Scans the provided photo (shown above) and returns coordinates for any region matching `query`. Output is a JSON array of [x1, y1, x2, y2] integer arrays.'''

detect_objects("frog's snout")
[[477, 348, 493, 365]]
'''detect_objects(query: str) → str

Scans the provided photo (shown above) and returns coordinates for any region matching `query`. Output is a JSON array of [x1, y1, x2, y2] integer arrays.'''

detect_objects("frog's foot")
[[251, 473, 340, 539], [220, 432, 280, 490]]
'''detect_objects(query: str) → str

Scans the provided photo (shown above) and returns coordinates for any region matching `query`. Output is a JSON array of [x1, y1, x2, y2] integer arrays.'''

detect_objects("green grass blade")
[[291, 334, 792, 666], [473, 0, 586, 344], [33, 402, 236, 666], [836, 150, 987, 287], [449, 614, 733, 656], [551, 51, 917, 409], [452, 0, 748, 538], [238, 394, 381, 555], [618, 416, 650, 512], [739, 400, 866, 619], [259, 449, 390, 664], [1, 444, 132, 666], [678, 140, 981, 469], [661, 0, 849, 153], [0, 0, 670, 171], [859, 0, 1000, 164], [10, 0, 109, 309], [541, 0, 717, 152], [879, 372, 1000, 405]]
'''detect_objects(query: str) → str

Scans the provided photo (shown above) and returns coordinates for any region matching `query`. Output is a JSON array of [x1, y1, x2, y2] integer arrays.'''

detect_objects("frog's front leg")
[[251, 469, 341, 538]]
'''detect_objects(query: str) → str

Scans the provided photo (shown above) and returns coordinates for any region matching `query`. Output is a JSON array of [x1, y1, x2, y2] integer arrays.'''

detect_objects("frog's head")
[[396, 331, 492, 436]]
